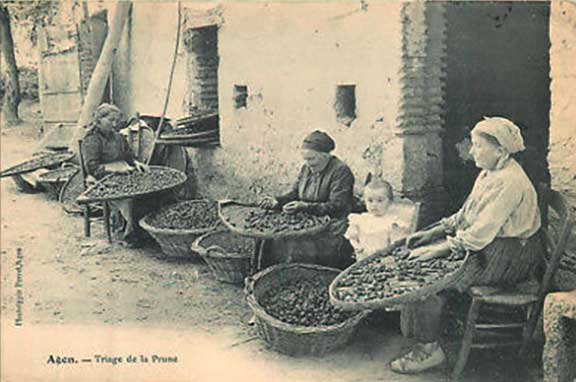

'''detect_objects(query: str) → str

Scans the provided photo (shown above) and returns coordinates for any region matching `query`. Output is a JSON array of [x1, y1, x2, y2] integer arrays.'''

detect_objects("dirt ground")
[[0, 101, 569, 382]]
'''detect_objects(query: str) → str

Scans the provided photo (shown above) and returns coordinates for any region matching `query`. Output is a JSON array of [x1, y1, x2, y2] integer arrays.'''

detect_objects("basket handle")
[[205, 245, 227, 256], [191, 234, 208, 256]]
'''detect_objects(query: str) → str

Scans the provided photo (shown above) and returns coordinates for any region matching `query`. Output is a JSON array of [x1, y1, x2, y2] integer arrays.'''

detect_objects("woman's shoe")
[[389, 342, 446, 374]]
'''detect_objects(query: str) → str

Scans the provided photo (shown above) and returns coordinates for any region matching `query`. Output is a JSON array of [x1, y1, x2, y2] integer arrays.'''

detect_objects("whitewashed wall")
[[116, 2, 405, 201]]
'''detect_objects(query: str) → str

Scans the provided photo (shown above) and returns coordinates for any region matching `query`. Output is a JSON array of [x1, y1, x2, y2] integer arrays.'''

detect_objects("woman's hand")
[[104, 161, 134, 174], [86, 175, 97, 187], [408, 241, 451, 262], [259, 196, 279, 209], [283, 201, 308, 214], [406, 225, 446, 249], [406, 230, 433, 249], [134, 161, 149, 173]]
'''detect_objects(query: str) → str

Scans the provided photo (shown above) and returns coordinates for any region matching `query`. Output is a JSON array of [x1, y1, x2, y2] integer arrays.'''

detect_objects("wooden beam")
[[69, 2, 132, 154]]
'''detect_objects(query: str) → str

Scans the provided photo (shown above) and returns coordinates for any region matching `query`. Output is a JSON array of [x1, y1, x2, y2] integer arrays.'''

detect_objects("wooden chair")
[[77, 139, 113, 243], [451, 184, 573, 380]]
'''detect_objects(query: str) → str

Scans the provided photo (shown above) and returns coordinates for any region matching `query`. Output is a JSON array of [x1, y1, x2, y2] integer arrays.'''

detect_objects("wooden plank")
[[42, 93, 83, 122], [70, 2, 133, 153], [40, 50, 82, 93]]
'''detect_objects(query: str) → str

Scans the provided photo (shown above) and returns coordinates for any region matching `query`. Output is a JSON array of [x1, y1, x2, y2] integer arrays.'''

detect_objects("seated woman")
[[81, 103, 149, 246], [259, 130, 355, 270], [390, 117, 542, 374]]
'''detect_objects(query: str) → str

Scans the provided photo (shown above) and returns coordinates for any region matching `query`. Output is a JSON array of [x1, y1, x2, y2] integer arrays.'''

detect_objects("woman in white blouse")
[[390, 117, 542, 374]]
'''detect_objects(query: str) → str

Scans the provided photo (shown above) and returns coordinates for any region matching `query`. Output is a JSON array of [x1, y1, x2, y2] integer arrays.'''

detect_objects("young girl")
[[345, 178, 411, 262]]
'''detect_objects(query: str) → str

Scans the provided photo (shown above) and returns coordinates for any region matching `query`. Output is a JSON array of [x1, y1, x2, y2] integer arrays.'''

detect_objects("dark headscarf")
[[302, 130, 335, 153]]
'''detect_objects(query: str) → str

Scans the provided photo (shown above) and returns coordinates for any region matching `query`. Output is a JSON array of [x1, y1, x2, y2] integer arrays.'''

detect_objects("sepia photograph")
[[0, 0, 575, 381]]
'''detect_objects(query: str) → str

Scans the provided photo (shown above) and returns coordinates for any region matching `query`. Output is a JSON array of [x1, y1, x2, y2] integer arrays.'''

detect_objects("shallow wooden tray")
[[218, 201, 330, 239], [329, 239, 469, 310], [77, 166, 186, 204], [0, 152, 74, 178]]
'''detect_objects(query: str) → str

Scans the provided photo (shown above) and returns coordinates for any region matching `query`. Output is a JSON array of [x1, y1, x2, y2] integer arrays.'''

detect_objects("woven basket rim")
[[78, 165, 187, 204], [0, 152, 74, 178], [58, 171, 84, 214], [329, 239, 469, 310], [160, 129, 218, 141], [246, 263, 368, 334], [140, 199, 220, 236]]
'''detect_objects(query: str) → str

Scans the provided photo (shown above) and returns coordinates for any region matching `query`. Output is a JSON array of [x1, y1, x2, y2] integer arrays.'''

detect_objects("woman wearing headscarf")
[[389, 117, 542, 374], [259, 130, 356, 270], [81, 103, 149, 246]]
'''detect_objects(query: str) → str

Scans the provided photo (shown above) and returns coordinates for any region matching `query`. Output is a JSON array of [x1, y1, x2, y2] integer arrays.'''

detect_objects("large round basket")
[[191, 230, 254, 284], [0, 152, 74, 178], [329, 239, 469, 311], [245, 263, 368, 357], [139, 200, 219, 259], [59, 171, 86, 214], [37, 166, 79, 199]]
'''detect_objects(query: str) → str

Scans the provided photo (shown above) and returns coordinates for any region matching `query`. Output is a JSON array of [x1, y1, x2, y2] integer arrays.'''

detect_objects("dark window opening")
[[234, 85, 248, 109], [335, 85, 356, 126]]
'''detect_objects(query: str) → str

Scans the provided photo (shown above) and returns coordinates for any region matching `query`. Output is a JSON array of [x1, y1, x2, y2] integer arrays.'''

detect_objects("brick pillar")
[[394, 1, 448, 227]]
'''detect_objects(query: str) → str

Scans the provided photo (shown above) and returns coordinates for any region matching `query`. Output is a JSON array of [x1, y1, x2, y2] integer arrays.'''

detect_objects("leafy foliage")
[[3, 1, 59, 45]]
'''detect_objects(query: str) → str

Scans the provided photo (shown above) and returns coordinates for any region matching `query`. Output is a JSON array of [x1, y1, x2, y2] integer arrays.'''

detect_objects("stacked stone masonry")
[[394, 2, 448, 226], [184, 26, 219, 115]]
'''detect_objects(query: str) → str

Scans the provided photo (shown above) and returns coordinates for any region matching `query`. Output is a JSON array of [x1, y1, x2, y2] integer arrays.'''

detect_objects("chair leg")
[[84, 205, 91, 238], [519, 302, 540, 357], [103, 202, 112, 244], [452, 298, 482, 380], [251, 239, 262, 275]]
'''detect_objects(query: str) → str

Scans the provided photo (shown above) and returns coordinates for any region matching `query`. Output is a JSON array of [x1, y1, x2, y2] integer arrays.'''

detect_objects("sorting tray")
[[218, 201, 331, 239], [329, 239, 469, 310], [0, 152, 74, 178], [77, 166, 186, 204]]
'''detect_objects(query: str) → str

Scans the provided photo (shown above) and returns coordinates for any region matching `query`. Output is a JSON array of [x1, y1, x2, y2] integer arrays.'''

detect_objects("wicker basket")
[[329, 239, 469, 311], [191, 230, 254, 284], [139, 200, 219, 259], [245, 263, 368, 357], [37, 166, 79, 199]]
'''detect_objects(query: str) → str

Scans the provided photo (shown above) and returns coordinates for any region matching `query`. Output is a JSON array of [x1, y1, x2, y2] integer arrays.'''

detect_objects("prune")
[[147, 200, 219, 230], [332, 245, 466, 304], [85, 167, 186, 200], [227, 206, 329, 236], [260, 278, 353, 327]]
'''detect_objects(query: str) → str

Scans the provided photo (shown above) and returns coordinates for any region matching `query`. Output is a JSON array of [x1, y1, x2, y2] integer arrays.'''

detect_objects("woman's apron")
[[259, 218, 355, 270]]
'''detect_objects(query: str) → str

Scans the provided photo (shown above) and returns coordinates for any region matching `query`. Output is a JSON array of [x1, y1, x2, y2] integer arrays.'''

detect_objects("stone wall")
[[118, 2, 407, 203], [550, 0, 576, 143]]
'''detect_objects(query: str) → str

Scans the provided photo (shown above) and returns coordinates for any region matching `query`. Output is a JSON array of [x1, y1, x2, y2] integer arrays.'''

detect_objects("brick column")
[[395, 1, 448, 227]]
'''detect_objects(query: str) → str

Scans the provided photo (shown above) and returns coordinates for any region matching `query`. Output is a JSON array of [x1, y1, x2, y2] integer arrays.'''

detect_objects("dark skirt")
[[450, 234, 542, 292], [259, 233, 355, 270], [400, 234, 542, 342]]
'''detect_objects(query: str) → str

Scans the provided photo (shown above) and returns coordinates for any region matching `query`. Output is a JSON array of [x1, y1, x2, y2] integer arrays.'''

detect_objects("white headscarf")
[[472, 117, 526, 154]]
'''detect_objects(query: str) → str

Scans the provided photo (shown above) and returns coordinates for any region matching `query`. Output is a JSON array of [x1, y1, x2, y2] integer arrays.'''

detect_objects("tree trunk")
[[0, 5, 21, 125], [69, 2, 132, 154]]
